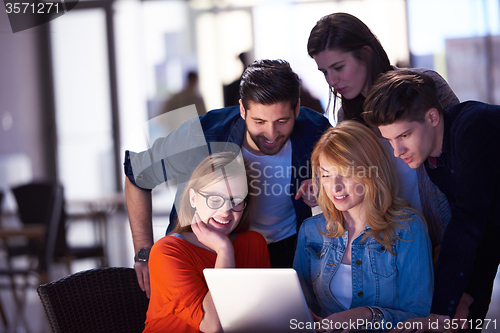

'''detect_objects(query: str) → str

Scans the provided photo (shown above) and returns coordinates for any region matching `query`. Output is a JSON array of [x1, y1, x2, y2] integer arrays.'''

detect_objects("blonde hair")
[[311, 121, 423, 253], [171, 152, 252, 235]]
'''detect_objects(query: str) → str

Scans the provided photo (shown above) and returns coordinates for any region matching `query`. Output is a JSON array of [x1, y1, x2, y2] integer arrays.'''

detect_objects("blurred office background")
[[0, 0, 499, 331]]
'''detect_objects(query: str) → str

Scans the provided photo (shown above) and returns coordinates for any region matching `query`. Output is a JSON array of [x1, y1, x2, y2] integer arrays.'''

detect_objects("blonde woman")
[[293, 121, 433, 332], [144, 152, 270, 333]]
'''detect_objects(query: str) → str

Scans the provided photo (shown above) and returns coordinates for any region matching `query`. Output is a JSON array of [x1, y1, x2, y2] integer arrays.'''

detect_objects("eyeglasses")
[[196, 191, 247, 212]]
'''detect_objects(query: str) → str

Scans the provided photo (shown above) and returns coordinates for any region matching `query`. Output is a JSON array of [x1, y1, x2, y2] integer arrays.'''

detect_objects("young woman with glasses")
[[144, 152, 270, 333]]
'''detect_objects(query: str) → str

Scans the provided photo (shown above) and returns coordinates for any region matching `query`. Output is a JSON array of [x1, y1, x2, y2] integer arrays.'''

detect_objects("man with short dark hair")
[[125, 59, 331, 296], [363, 70, 500, 332]]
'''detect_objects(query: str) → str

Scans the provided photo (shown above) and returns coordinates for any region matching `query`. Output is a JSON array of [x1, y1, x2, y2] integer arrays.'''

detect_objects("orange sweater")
[[144, 231, 270, 332]]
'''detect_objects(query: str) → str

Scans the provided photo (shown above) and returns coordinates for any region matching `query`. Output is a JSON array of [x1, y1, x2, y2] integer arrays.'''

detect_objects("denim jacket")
[[293, 210, 433, 324]]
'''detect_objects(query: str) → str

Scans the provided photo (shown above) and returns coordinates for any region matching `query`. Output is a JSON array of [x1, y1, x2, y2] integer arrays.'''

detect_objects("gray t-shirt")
[[242, 140, 296, 243]]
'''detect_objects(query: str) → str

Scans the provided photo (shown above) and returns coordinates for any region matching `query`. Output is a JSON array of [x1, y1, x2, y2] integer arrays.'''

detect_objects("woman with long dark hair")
[[307, 12, 459, 260]]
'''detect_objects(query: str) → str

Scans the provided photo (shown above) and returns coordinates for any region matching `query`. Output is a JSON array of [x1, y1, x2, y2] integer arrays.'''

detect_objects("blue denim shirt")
[[293, 211, 433, 324]]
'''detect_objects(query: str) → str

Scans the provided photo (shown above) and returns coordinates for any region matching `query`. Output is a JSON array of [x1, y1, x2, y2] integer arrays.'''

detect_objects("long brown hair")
[[307, 13, 392, 124]]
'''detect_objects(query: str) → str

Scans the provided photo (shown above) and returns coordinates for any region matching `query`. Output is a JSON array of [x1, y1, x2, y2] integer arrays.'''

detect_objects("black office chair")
[[37, 267, 149, 333], [6, 182, 64, 279], [0, 181, 63, 330], [7, 181, 107, 276], [56, 199, 108, 272]]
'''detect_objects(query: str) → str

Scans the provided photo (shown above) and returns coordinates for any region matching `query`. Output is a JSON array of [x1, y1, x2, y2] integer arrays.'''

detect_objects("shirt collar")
[[427, 154, 439, 169], [426, 109, 452, 168]]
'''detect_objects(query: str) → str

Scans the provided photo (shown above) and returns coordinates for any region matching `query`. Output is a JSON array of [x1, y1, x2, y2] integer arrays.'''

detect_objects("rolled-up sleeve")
[[123, 117, 210, 190]]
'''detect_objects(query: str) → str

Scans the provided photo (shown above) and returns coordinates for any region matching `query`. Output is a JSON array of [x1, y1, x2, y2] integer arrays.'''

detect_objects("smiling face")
[[189, 176, 247, 235], [318, 154, 365, 216], [313, 48, 371, 99], [378, 109, 442, 169], [240, 100, 299, 156]]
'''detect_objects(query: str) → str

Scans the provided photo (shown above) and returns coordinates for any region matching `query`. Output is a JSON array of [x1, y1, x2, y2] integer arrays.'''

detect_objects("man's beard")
[[247, 131, 290, 156]]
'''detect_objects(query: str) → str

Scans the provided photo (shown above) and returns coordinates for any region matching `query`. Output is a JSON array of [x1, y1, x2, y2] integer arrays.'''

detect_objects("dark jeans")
[[267, 234, 297, 268]]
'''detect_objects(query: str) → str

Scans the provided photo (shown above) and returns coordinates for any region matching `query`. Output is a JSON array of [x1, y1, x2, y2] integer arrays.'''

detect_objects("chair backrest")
[[12, 182, 61, 225], [37, 267, 149, 333], [11, 181, 64, 270]]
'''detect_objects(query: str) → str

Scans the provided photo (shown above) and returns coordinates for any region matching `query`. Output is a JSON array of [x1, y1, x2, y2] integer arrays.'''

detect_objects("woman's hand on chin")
[[191, 212, 232, 254]]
